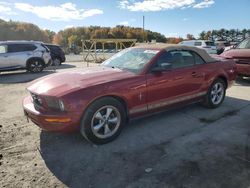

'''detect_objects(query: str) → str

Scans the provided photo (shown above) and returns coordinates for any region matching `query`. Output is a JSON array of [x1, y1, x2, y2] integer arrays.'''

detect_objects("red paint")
[[23, 48, 237, 133], [221, 49, 250, 77]]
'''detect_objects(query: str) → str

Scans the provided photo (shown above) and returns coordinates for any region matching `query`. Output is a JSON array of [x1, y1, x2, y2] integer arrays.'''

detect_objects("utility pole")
[[142, 15, 145, 43]]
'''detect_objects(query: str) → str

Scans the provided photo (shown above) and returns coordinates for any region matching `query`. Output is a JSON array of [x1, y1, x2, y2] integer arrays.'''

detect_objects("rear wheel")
[[27, 59, 44, 73], [203, 78, 226, 108], [53, 58, 61, 66], [80, 97, 126, 144]]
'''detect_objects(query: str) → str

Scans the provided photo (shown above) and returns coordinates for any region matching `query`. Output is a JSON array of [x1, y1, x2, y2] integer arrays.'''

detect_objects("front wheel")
[[80, 97, 126, 144], [203, 78, 226, 108]]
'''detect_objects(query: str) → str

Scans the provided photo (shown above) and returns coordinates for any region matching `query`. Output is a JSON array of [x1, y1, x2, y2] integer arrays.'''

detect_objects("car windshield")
[[236, 39, 250, 49], [102, 48, 159, 73]]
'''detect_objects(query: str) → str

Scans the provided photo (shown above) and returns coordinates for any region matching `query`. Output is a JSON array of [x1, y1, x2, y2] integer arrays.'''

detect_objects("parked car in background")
[[215, 41, 231, 55], [0, 41, 51, 73], [45, 44, 66, 66], [220, 38, 250, 77], [23, 44, 237, 144], [224, 42, 240, 52], [179, 40, 217, 54]]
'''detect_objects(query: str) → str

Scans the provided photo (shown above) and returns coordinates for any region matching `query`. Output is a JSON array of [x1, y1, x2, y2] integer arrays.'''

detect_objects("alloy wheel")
[[30, 61, 43, 72], [211, 82, 224, 105], [91, 105, 121, 139]]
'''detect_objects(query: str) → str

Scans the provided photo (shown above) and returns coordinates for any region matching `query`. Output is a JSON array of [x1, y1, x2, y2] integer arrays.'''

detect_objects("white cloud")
[[65, 25, 74, 29], [14, 2, 103, 21], [0, 1, 17, 15], [82, 9, 104, 18], [118, 18, 136, 26], [119, 0, 195, 11], [193, 0, 214, 8], [119, 0, 215, 11], [119, 21, 129, 25], [182, 18, 188, 21]]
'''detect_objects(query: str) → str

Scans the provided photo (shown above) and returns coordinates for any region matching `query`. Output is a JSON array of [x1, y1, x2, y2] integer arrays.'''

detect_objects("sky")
[[0, 0, 250, 38]]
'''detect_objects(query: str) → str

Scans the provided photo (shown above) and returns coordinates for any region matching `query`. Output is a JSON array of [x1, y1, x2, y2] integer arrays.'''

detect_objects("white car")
[[179, 40, 217, 54], [0, 41, 51, 73]]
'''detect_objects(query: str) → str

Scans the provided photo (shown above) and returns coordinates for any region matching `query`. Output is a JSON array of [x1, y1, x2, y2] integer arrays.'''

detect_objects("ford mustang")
[[23, 44, 237, 144]]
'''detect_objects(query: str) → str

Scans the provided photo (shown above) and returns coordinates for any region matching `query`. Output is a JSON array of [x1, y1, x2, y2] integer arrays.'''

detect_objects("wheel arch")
[[216, 75, 228, 89], [26, 57, 45, 67], [82, 95, 130, 122]]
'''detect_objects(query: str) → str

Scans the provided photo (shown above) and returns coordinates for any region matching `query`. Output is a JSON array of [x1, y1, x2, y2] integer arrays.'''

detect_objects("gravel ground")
[[0, 60, 250, 188]]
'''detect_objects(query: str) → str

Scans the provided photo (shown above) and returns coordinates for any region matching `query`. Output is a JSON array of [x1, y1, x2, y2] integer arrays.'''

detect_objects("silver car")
[[0, 41, 51, 73], [179, 40, 217, 54]]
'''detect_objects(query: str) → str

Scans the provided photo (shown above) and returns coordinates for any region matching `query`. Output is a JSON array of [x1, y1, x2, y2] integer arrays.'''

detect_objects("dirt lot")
[[0, 59, 250, 188]]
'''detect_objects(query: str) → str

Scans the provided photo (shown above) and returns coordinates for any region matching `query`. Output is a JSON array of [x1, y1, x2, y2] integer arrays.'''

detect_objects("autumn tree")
[[0, 19, 50, 42]]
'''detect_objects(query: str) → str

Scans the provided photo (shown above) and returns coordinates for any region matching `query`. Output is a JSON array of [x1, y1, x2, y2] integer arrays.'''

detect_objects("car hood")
[[221, 49, 250, 59], [27, 66, 135, 96]]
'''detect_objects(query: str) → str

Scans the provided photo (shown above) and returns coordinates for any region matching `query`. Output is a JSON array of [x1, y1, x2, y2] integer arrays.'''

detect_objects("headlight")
[[45, 97, 65, 111]]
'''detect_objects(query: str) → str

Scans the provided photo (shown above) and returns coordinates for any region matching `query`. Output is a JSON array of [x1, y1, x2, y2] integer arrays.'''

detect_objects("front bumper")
[[23, 96, 81, 132]]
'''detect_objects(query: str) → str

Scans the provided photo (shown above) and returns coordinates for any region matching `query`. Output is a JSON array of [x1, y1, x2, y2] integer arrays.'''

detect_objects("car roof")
[[181, 40, 212, 42], [134, 43, 216, 63], [0, 40, 43, 45], [45, 43, 60, 47]]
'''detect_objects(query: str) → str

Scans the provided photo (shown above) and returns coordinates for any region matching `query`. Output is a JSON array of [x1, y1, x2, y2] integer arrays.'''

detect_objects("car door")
[[0, 44, 10, 69], [146, 50, 205, 111], [7, 44, 34, 68]]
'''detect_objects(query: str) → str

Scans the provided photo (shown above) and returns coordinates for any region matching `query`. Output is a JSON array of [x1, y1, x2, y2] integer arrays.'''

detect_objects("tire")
[[27, 59, 44, 73], [80, 97, 126, 144], [203, 78, 226, 108], [53, 58, 61, 66]]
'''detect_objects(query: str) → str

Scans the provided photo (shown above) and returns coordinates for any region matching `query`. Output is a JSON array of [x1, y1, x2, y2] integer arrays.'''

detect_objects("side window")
[[25, 44, 37, 51], [194, 42, 202, 46], [193, 52, 206, 65], [8, 44, 37, 53], [170, 50, 195, 69], [154, 51, 173, 68], [0, 45, 7, 54], [8, 44, 23, 53]]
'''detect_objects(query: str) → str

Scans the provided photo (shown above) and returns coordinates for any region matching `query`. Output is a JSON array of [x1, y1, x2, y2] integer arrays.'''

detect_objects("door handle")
[[192, 72, 203, 78], [191, 72, 197, 76]]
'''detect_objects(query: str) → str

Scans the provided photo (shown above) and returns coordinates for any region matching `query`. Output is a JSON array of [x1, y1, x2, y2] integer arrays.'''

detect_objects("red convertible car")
[[221, 38, 250, 77], [23, 44, 237, 144]]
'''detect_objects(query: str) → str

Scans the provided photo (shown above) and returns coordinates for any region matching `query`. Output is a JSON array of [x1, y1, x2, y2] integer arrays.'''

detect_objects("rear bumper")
[[61, 55, 66, 63], [23, 96, 80, 132], [45, 59, 52, 67], [236, 64, 250, 77]]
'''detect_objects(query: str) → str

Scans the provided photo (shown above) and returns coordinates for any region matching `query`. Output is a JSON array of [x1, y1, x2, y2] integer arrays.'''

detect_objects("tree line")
[[53, 25, 167, 47], [0, 19, 53, 43], [199, 29, 250, 42], [0, 19, 249, 47]]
